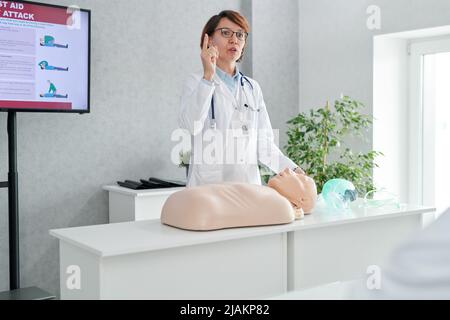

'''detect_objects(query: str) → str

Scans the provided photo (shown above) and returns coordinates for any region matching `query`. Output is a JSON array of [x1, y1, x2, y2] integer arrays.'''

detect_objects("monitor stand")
[[0, 112, 55, 300], [0, 287, 55, 300]]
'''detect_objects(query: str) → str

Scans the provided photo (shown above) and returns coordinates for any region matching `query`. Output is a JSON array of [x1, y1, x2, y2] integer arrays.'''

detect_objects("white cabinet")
[[102, 185, 185, 223]]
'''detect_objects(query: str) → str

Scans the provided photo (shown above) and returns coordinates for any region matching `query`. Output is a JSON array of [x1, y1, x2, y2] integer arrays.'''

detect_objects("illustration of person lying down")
[[39, 35, 69, 48], [39, 61, 69, 71]]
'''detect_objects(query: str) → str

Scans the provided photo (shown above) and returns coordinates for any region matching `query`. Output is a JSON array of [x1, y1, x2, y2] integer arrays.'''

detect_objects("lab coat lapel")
[[213, 73, 238, 103]]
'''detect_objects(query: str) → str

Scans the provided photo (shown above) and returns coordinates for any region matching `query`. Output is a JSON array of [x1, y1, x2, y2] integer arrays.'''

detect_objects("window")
[[409, 38, 450, 224]]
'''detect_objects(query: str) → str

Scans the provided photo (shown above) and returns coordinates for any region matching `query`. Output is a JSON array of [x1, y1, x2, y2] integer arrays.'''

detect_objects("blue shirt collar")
[[216, 66, 240, 78], [216, 66, 241, 95]]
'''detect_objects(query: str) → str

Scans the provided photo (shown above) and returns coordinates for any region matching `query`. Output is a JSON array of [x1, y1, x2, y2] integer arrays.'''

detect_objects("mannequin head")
[[268, 168, 317, 214]]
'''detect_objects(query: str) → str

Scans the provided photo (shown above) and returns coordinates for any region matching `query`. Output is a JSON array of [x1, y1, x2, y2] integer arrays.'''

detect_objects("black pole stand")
[[0, 112, 55, 300]]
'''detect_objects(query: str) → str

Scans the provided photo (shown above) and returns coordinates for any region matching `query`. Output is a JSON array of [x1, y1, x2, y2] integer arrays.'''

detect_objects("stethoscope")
[[210, 72, 260, 130]]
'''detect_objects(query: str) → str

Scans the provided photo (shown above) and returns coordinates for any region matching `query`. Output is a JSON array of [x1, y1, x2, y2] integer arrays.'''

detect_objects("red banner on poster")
[[0, 1, 71, 25]]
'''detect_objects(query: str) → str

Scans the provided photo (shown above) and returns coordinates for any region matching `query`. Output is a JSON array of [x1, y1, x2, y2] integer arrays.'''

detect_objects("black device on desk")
[[140, 179, 166, 189], [117, 180, 148, 190], [148, 177, 186, 187], [117, 177, 186, 190]]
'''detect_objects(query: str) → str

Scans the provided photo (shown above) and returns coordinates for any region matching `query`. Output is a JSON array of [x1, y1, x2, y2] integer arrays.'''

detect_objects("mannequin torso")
[[161, 168, 317, 231]]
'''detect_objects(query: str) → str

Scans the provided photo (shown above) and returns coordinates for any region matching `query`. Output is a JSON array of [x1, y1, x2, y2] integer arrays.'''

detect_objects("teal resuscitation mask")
[[321, 178, 357, 210]]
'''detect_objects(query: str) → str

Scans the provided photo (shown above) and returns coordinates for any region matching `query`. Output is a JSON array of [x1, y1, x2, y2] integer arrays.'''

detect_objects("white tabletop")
[[102, 185, 185, 197], [50, 201, 434, 258]]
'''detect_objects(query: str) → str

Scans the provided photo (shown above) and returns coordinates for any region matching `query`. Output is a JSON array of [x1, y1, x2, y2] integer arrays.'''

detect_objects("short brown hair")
[[200, 10, 250, 63]]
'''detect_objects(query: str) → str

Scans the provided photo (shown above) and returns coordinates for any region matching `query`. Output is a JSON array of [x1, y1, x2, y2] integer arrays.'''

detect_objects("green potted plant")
[[178, 149, 191, 178], [284, 96, 383, 196], [259, 164, 274, 185]]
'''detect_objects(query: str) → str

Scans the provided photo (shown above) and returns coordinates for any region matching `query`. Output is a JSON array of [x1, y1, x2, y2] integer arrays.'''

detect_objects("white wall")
[[252, 0, 299, 149], [373, 37, 409, 202]]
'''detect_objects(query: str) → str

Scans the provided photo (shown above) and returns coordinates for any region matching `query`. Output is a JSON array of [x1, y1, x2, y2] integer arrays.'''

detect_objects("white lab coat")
[[178, 72, 297, 187]]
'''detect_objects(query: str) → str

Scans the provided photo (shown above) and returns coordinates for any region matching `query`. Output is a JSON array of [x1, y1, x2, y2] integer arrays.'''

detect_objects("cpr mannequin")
[[161, 168, 317, 231]]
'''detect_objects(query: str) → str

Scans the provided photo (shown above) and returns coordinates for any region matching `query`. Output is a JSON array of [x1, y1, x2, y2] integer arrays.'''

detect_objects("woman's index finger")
[[203, 34, 209, 50]]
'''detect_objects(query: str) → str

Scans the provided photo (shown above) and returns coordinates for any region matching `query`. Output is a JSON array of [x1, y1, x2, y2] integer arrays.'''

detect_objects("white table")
[[50, 202, 434, 299], [102, 185, 184, 222]]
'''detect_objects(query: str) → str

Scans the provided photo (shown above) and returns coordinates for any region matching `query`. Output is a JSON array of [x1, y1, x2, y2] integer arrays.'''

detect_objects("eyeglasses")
[[215, 28, 248, 41]]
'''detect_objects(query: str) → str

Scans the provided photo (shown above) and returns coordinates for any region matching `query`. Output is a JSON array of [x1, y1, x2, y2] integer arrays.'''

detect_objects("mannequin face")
[[268, 168, 317, 213]]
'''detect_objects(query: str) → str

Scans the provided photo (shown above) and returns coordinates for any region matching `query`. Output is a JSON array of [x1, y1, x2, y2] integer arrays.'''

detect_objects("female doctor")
[[179, 10, 304, 187]]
